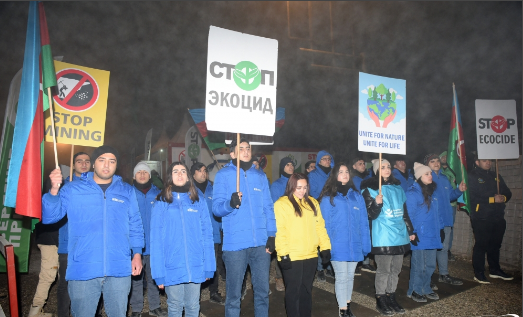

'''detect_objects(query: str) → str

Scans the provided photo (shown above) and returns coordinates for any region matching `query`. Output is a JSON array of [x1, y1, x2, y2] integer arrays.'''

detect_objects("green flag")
[[447, 84, 470, 213]]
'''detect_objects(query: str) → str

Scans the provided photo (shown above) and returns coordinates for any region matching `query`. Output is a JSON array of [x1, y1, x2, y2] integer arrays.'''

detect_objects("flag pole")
[[69, 144, 74, 180], [378, 152, 382, 195], [452, 83, 465, 182], [496, 159, 500, 194], [47, 87, 59, 168], [236, 133, 240, 192]]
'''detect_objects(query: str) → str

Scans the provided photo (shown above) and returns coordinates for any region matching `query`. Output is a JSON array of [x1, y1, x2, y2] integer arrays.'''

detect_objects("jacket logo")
[[187, 208, 198, 212], [253, 188, 262, 192], [207, 196, 212, 200], [478, 178, 485, 183], [112, 198, 124, 203], [353, 206, 360, 210]]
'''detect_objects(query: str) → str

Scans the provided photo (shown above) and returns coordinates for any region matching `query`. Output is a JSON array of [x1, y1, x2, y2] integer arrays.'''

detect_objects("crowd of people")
[[29, 140, 513, 317]]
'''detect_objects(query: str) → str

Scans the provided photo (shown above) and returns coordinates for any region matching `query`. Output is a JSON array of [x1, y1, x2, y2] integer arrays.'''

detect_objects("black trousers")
[[201, 243, 225, 295], [57, 253, 70, 317], [471, 217, 506, 273], [281, 258, 317, 317]]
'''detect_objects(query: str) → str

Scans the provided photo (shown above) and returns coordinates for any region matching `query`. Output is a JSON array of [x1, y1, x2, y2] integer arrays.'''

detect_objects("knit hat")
[[423, 153, 440, 165], [413, 162, 432, 179], [279, 157, 295, 174], [73, 152, 90, 163], [371, 159, 390, 175], [439, 151, 447, 158], [91, 145, 120, 163], [134, 162, 151, 176]]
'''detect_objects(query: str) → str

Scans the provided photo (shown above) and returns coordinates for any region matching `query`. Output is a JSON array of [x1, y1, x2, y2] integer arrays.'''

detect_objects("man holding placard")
[[213, 139, 276, 317]]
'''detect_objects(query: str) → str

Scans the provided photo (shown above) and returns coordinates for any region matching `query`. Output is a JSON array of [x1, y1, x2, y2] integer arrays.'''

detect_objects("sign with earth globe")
[[358, 72, 406, 155]]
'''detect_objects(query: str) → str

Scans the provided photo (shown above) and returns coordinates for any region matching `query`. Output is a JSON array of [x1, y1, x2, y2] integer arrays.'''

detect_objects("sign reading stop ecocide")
[[475, 99, 519, 159]]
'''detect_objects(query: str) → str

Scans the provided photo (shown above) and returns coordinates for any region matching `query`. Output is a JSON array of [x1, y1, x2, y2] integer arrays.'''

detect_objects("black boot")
[[375, 294, 394, 316], [346, 302, 356, 317], [386, 292, 405, 314]]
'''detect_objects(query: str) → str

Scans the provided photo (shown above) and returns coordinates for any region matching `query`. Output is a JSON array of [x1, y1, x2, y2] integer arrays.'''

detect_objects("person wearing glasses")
[[150, 162, 215, 317]]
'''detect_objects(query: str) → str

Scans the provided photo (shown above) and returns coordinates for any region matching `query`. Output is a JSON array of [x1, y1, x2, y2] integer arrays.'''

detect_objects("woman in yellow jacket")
[[275, 173, 332, 317]]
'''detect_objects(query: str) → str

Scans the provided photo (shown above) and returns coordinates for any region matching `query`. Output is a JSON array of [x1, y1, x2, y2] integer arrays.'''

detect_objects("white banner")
[[185, 126, 202, 171], [475, 100, 519, 159], [205, 26, 278, 136], [358, 72, 406, 155]]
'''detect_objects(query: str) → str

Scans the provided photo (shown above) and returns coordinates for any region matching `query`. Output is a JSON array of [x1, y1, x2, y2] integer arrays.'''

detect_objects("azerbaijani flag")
[[5, 2, 56, 219], [447, 84, 470, 214], [275, 107, 285, 132], [188, 108, 227, 151]]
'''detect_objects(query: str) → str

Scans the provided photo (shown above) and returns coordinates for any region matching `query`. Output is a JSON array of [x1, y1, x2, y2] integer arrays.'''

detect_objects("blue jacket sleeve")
[[406, 190, 420, 233], [356, 194, 371, 255], [212, 171, 236, 217], [308, 172, 321, 199], [319, 198, 333, 238], [270, 181, 281, 203], [128, 188, 145, 255], [263, 175, 277, 237], [42, 190, 67, 225], [449, 186, 462, 202], [150, 202, 167, 286], [199, 197, 217, 274]]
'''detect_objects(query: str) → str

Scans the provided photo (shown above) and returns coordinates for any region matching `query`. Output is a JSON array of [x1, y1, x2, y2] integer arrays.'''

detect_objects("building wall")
[[451, 156, 522, 271]]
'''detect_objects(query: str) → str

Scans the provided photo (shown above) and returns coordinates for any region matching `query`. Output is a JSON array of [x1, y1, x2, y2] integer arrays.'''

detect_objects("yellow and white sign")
[[44, 61, 110, 147]]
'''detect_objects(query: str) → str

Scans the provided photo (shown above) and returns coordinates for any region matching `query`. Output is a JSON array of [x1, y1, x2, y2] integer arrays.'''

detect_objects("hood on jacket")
[[315, 150, 334, 168]]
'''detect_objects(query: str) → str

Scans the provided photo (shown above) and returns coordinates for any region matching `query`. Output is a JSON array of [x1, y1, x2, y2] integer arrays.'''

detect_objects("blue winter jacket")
[[406, 182, 443, 250], [392, 169, 415, 193], [270, 175, 289, 203], [212, 161, 276, 252], [308, 150, 334, 199], [352, 172, 372, 192], [320, 190, 371, 262], [150, 191, 215, 286], [133, 184, 161, 256], [57, 175, 80, 254], [432, 170, 462, 227], [197, 182, 222, 244], [42, 173, 144, 281]]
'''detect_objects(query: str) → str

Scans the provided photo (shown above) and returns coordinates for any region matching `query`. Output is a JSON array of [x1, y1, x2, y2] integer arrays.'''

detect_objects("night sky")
[[0, 1, 521, 169]]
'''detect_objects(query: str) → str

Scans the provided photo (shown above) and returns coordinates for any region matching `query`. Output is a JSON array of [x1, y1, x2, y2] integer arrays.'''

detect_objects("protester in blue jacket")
[[269, 157, 295, 292], [212, 139, 276, 317], [391, 157, 415, 193], [308, 150, 335, 281], [319, 163, 371, 317], [150, 162, 215, 317], [129, 162, 165, 317], [406, 163, 443, 303], [43, 146, 144, 317], [191, 162, 226, 305], [424, 153, 466, 287], [361, 159, 415, 316]]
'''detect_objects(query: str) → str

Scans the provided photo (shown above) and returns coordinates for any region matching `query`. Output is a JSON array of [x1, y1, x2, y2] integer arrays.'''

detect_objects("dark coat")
[[468, 165, 512, 220]]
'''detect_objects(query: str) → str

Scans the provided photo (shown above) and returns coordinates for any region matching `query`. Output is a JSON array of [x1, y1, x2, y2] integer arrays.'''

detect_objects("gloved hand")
[[320, 249, 331, 265], [265, 236, 275, 253], [440, 229, 445, 243], [411, 233, 420, 246], [230, 192, 242, 209], [280, 254, 292, 270]]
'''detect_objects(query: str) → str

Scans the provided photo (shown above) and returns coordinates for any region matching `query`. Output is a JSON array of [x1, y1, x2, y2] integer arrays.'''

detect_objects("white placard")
[[358, 72, 407, 155], [205, 26, 278, 136], [475, 100, 519, 159]]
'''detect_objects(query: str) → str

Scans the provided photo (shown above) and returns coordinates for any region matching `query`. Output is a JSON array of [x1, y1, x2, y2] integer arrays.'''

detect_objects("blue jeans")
[[130, 255, 161, 312], [331, 261, 358, 308], [68, 276, 131, 317], [222, 246, 270, 317], [165, 283, 200, 317], [436, 226, 452, 275], [408, 249, 437, 296]]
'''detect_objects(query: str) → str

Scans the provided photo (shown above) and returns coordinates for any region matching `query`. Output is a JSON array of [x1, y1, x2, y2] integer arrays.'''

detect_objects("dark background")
[[0, 1, 521, 169]]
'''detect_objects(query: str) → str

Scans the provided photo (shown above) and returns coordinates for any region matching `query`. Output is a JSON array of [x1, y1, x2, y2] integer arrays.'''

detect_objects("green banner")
[[0, 69, 33, 273]]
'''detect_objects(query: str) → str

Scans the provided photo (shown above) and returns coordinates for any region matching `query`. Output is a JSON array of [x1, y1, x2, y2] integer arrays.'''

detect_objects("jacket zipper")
[[244, 170, 257, 246], [103, 189, 107, 276], [178, 193, 192, 282]]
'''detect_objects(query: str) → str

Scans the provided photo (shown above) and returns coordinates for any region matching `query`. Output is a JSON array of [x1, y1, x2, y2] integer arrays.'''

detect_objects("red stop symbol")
[[491, 115, 507, 133]]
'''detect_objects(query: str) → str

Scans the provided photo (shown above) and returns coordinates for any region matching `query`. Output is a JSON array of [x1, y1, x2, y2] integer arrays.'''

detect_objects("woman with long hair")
[[360, 159, 415, 316], [274, 173, 331, 317], [318, 163, 371, 317], [406, 163, 443, 302], [149, 162, 215, 317]]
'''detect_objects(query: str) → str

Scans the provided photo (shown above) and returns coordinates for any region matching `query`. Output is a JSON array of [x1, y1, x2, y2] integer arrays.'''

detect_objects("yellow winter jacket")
[[274, 195, 331, 261]]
